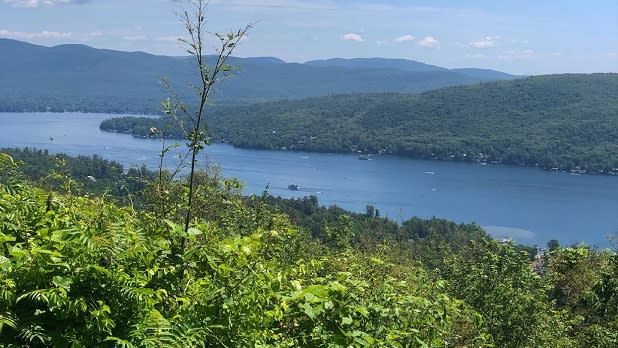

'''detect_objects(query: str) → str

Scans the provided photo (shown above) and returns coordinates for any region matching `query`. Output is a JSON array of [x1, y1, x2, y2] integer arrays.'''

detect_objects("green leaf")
[[186, 227, 202, 237], [52, 276, 72, 291], [302, 302, 317, 320]]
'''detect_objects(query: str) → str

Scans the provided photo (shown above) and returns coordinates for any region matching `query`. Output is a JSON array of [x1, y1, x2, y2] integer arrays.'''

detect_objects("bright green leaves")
[[0, 166, 484, 347], [0, 256, 12, 274], [273, 255, 488, 347], [51, 275, 72, 291], [542, 247, 618, 347], [341, 316, 353, 325], [442, 240, 578, 348], [0, 153, 498, 347], [300, 301, 319, 320], [323, 214, 354, 249]]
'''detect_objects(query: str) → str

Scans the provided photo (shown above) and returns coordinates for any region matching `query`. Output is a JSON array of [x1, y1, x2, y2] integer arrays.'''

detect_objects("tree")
[[364, 204, 375, 218], [442, 240, 574, 347], [161, 0, 252, 233], [547, 239, 560, 251]]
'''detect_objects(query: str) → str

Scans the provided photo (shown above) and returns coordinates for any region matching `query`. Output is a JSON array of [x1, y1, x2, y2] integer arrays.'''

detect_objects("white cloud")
[[393, 34, 414, 43], [0, 29, 72, 39], [123, 35, 147, 41], [80, 31, 102, 41], [0, 29, 101, 41], [418, 36, 439, 48], [207, 0, 335, 11], [465, 53, 487, 59], [341, 33, 363, 42], [469, 36, 498, 48], [352, 2, 393, 11], [3, 0, 90, 8], [510, 39, 529, 45], [498, 49, 535, 60]]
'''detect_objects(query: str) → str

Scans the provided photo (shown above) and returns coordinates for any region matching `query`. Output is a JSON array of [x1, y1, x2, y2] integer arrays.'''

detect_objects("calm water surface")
[[1, 112, 616, 247]]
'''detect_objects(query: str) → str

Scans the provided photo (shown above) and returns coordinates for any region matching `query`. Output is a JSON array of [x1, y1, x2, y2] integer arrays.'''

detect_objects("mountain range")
[[0, 38, 521, 112]]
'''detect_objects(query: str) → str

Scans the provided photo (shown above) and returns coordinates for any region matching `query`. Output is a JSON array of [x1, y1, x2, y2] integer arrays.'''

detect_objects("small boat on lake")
[[358, 154, 370, 160], [288, 184, 299, 190]]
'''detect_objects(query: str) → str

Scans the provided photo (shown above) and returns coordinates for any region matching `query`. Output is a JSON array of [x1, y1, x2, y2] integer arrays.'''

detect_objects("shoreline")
[[99, 127, 618, 177]]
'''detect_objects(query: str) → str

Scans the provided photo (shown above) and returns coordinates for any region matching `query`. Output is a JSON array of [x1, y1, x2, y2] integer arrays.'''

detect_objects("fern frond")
[[0, 311, 17, 333], [16, 287, 68, 309], [105, 336, 138, 348], [16, 322, 50, 345]]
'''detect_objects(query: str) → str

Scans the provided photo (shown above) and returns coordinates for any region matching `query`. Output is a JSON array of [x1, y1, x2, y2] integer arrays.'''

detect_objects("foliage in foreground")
[[1, 151, 617, 347], [0, 153, 489, 346]]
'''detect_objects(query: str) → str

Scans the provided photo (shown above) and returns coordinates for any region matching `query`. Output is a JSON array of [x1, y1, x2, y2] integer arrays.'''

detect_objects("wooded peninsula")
[[100, 74, 618, 174]]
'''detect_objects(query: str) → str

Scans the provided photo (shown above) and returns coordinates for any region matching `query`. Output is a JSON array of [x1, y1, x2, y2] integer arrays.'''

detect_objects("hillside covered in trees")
[[1, 149, 617, 347], [101, 73, 618, 174], [0, 39, 519, 113]]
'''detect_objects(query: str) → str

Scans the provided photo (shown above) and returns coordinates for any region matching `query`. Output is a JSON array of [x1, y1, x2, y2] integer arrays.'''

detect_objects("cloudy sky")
[[1, 0, 617, 75]]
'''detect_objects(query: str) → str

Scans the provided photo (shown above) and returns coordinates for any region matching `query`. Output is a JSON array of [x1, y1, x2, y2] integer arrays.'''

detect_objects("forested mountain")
[[305, 58, 517, 81], [0, 39, 519, 112], [304, 57, 447, 72], [101, 73, 618, 173], [450, 68, 519, 80]]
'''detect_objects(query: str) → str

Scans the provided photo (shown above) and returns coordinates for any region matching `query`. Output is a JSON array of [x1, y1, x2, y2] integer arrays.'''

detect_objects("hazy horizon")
[[1, 0, 616, 75]]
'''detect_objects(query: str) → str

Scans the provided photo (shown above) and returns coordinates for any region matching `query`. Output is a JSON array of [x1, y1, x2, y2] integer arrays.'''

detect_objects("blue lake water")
[[1, 112, 616, 247]]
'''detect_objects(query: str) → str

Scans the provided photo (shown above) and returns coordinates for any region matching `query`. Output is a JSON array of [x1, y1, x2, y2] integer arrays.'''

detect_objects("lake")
[[1, 112, 616, 247]]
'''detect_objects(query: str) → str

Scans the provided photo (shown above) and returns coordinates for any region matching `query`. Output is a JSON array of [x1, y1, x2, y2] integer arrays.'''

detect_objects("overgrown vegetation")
[[1, 149, 617, 347], [1, 150, 491, 346]]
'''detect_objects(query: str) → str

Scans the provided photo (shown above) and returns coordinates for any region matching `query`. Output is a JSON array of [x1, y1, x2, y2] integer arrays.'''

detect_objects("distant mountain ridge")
[[304, 57, 446, 72], [0, 38, 520, 113]]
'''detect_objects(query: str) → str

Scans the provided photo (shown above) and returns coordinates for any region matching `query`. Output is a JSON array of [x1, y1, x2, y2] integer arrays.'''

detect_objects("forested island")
[[1, 147, 617, 347], [101, 73, 618, 174]]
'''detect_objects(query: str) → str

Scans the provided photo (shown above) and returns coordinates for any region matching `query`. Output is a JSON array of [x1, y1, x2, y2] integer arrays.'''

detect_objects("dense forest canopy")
[[101, 73, 618, 174]]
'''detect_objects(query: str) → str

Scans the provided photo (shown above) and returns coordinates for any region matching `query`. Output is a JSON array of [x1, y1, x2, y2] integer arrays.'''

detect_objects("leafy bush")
[[0, 153, 492, 347]]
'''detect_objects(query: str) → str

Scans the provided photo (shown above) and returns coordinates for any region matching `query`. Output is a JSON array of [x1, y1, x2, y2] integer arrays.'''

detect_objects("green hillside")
[[101, 73, 618, 173], [0, 39, 519, 113]]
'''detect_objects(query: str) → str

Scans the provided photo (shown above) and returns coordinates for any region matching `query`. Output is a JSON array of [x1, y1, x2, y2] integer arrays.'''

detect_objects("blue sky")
[[1, 0, 616, 75]]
